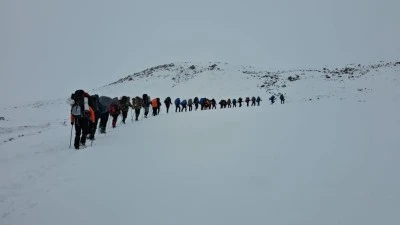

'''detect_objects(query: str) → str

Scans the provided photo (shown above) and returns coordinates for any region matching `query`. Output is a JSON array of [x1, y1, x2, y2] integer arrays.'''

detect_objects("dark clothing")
[[194, 103, 199, 110], [99, 96, 113, 113], [134, 109, 140, 121], [175, 105, 181, 112], [251, 97, 256, 106], [122, 110, 128, 124], [269, 96, 276, 104], [189, 105, 193, 111], [144, 107, 149, 118], [181, 104, 187, 112], [157, 98, 161, 115], [98, 112, 109, 133], [89, 116, 99, 139], [152, 107, 157, 116], [111, 114, 119, 128], [280, 95, 285, 104], [74, 117, 89, 149]]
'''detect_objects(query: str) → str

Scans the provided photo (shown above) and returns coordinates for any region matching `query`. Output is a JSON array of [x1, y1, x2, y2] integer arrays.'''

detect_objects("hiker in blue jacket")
[[175, 98, 181, 112], [232, 98, 237, 107], [181, 99, 188, 112]]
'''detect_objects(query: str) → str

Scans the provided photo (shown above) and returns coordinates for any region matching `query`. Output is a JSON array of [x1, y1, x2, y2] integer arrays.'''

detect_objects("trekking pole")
[[69, 124, 73, 149]]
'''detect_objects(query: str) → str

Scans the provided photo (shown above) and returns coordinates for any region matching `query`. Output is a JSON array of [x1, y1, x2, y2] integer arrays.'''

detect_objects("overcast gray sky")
[[1, 0, 399, 106]]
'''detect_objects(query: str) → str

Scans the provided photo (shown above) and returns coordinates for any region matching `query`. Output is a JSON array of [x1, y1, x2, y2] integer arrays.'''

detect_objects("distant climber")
[[280, 94, 285, 104]]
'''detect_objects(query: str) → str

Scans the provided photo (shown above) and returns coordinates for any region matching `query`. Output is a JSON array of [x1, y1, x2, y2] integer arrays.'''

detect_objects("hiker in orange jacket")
[[151, 98, 158, 116]]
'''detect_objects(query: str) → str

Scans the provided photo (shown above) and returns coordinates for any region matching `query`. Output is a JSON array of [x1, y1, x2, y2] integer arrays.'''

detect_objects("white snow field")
[[1, 62, 400, 225]]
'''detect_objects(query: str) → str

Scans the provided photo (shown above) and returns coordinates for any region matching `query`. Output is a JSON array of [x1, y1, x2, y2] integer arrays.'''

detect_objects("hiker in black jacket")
[[164, 97, 172, 113], [280, 94, 285, 104], [193, 97, 199, 110], [238, 97, 243, 107], [256, 96, 261, 106]]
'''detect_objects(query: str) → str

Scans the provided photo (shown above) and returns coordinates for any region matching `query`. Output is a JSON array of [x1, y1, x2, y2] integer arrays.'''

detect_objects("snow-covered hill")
[[0, 61, 399, 225]]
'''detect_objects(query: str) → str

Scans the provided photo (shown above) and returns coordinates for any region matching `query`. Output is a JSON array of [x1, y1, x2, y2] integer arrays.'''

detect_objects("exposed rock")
[[210, 64, 218, 70], [288, 75, 300, 82]]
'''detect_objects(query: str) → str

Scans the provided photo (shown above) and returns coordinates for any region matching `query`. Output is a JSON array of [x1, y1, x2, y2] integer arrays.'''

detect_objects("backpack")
[[232, 99, 236, 103], [90, 95, 100, 113], [143, 94, 149, 106], [188, 99, 193, 105], [109, 102, 119, 115], [71, 90, 89, 117], [164, 97, 171, 105], [246, 97, 250, 102], [151, 98, 158, 108], [121, 96, 128, 104], [134, 97, 143, 109]]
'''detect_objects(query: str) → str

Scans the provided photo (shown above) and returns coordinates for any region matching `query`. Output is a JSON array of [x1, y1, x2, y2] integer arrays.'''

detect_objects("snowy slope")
[[1, 61, 400, 225]]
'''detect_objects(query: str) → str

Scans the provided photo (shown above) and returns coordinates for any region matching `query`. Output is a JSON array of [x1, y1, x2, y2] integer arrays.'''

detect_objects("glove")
[[71, 122, 74, 125]]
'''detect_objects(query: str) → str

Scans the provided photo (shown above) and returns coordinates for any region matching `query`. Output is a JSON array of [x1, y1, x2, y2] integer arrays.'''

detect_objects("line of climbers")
[[68, 90, 285, 150]]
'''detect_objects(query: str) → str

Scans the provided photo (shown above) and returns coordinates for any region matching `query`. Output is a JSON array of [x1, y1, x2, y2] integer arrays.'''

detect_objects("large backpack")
[[134, 96, 143, 109], [194, 97, 199, 104], [90, 95, 101, 113], [188, 99, 193, 105], [164, 97, 171, 105], [175, 98, 180, 105], [121, 96, 128, 105], [71, 90, 89, 117], [109, 102, 120, 115], [143, 94, 149, 106], [151, 98, 158, 108]]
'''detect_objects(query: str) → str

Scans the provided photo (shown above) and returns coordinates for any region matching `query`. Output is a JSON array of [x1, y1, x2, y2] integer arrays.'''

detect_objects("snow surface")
[[1, 62, 400, 225]]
